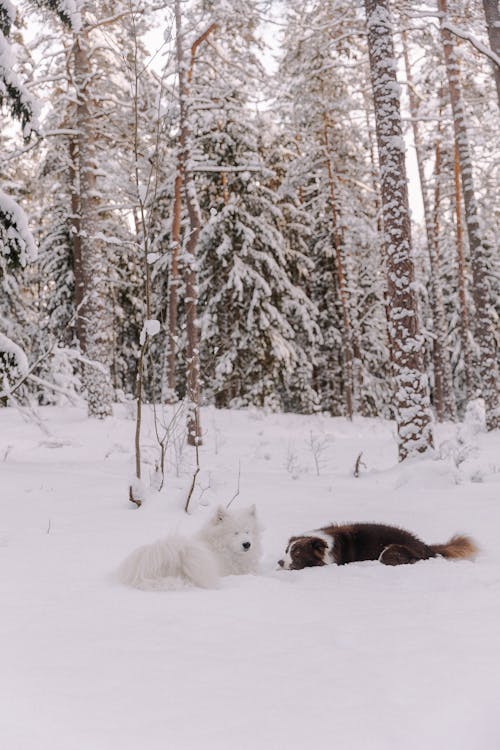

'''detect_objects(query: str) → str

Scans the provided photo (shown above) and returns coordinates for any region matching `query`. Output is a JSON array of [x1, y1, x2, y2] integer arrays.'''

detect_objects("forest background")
[[1, 0, 499, 498]]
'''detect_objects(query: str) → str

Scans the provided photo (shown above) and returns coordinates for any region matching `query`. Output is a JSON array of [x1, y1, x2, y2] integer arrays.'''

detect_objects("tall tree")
[[278, 0, 390, 418], [69, 12, 114, 418], [183, 0, 321, 413], [174, 0, 203, 445], [1, 1, 38, 274], [439, 0, 499, 430], [482, 0, 500, 107], [365, 0, 434, 459], [402, 29, 456, 422]]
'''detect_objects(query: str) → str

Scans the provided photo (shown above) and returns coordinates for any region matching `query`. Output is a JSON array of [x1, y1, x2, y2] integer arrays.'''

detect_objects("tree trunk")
[[322, 113, 354, 419], [439, 0, 499, 429], [72, 21, 113, 418], [68, 137, 85, 350], [452, 140, 474, 401], [365, 0, 433, 460], [164, 20, 216, 406], [164, 170, 181, 401], [364, 102, 395, 376], [482, 0, 500, 108], [175, 0, 202, 446], [402, 31, 457, 422]]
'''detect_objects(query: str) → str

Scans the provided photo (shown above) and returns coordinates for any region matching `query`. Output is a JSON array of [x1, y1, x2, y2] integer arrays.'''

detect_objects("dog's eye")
[[234, 532, 239, 536]]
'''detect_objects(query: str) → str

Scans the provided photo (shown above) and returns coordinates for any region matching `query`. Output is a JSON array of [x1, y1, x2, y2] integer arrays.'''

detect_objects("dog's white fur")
[[118, 505, 262, 590]]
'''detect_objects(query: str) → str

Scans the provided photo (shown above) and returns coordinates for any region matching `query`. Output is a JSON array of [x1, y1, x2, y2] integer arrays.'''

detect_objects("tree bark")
[[175, 0, 202, 446], [72, 19, 113, 418], [322, 113, 354, 419], [439, 0, 499, 429], [164, 22, 216, 404], [402, 31, 457, 422], [365, 0, 434, 459], [482, 0, 500, 108], [452, 140, 474, 401], [164, 168, 182, 401], [68, 137, 85, 350]]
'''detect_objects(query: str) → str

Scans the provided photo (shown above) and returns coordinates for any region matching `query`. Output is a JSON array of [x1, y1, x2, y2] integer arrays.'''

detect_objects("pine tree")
[[197, 124, 319, 410], [482, 0, 500, 107], [185, 0, 319, 411], [365, 0, 434, 459], [1, 1, 38, 276], [439, 0, 499, 430], [401, 27, 457, 422], [278, 0, 391, 417]]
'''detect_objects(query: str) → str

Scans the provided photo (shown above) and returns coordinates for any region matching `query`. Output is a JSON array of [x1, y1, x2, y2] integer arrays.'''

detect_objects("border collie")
[[278, 523, 478, 569]]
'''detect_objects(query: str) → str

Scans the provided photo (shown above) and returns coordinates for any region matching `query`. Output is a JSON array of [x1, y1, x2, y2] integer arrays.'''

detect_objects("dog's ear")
[[310, 538, 325, 551], [213, 505, 227, 523]]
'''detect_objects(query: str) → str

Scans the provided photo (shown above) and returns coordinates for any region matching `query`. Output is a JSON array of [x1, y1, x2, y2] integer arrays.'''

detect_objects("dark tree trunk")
[[322, 113, 354, 419], [439, 0, 499, 430], [452, 140, 474, 401], [482, 0, 500, 108], [175, 0, 202, 446], [402, 32, 456, 422]]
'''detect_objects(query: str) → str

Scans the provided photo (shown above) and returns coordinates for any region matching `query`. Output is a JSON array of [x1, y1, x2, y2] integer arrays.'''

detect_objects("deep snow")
[[1, 404, 500, 750]]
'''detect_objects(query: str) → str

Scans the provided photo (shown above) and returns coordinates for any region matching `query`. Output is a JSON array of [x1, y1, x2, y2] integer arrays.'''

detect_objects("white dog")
[[118, 505, 262, 590]]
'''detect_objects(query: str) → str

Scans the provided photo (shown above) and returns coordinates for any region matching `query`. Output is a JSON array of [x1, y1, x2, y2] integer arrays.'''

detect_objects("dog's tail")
[[117, 538, 178, 590], [429, 534, 478, 560], [117, 536, 219, 590]]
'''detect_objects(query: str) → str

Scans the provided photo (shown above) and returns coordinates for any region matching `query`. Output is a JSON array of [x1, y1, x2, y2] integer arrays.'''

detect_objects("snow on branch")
[[0, 187, 37, 268], [55, 0, 82, 30], [442, 21, 500, 67], [189, 165, 263, 173], [0, 332, 29, 377], [29, 1, 81, 30], [0, 28, 38, 137]]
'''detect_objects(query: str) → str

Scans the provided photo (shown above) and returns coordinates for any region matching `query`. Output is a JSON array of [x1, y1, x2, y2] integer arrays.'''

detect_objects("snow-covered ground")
[[1, 404, 500, 750]]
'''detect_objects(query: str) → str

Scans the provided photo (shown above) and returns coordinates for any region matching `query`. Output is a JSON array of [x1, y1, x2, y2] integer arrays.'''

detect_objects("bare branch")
[[353, 452, 366, 478], [184, 443, 200, 513], [226, 462, 241, 508], [442, 21, 500, 67], [128, 484, 142, 508]]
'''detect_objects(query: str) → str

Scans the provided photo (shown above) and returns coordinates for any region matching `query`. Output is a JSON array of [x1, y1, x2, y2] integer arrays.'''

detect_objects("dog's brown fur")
[[279, 523, 478, 570]]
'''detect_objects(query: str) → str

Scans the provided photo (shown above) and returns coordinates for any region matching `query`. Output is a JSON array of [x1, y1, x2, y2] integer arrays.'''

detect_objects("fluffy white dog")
[[118, 505, 262, 590]]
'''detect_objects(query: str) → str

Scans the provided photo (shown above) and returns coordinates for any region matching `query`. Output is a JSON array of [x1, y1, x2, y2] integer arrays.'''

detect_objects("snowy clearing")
[[1, 405, 500, 750]]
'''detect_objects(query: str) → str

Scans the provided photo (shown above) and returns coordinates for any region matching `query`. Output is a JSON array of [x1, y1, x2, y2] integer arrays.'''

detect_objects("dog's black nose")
[[242, 541, 251, 550], [278, 559, 284, 567]]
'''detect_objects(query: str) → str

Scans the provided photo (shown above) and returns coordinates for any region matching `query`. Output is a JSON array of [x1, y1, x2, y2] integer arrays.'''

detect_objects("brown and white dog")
[[278, 523, 478, 569]]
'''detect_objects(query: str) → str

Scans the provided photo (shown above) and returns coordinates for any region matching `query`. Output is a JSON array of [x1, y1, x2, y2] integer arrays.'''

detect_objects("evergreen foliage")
[[0, 0, 498, 445]]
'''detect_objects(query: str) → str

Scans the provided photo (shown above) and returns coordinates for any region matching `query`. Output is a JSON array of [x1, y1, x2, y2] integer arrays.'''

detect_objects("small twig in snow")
[[226, 461, 241, 508], [184, 444, 200, 514], [353, 452, 366, 478], [128, 485, 142, 508]]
